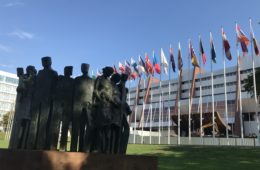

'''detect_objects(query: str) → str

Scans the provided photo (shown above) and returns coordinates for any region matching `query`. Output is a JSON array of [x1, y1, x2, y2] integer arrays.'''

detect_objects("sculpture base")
[[0, 149, 157, 170]]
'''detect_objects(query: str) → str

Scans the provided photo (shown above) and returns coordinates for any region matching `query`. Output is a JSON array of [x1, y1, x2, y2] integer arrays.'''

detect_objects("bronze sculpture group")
[[9, 56, 131, 154]]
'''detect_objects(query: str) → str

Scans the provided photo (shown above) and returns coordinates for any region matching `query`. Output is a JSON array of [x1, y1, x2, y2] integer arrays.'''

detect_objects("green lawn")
[[1, 135, 260, 170], [127, 144, 260, 170]]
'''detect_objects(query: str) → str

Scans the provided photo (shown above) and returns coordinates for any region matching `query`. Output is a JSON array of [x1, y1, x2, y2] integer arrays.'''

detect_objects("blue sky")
[[0, 0, 260, 79]]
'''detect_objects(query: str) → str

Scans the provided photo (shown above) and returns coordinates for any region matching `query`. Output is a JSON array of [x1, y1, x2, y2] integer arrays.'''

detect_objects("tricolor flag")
[[119, 62, 125, 73], [236, 23, 249, 56], [199, 36, 207, 65], [161, 48, 169, 74], [250, 18, 260, 56], [125, 60, 132, 76], [145, 53, 154, 75], [138, 55, 148, 75], [189, 40, 200, 67], [178, 42, 183, 70], [153, 51, 161, 74], [210, 32, 217, 63], [131, 57, 141, 76], [170, 45, 176, 72], [221, 28, 232, 60]]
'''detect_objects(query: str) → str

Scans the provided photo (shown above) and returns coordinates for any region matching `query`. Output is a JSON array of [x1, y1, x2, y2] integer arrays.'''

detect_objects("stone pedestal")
[[0, 149, 157, 170]]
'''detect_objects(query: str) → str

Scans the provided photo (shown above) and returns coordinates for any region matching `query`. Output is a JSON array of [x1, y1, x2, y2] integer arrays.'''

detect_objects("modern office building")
[[128, 56, 260, 138], [0, 70, 18, 121]]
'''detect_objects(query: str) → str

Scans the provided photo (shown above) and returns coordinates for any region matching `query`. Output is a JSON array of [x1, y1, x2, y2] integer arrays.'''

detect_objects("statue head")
[[120, 73, 129, 82], [26, 65, 37, 75], [81, 63, 89, 75], [64, 66, 73, 77], [102, 66, 114, 78], [41, 56, 52, 69], [111, 73, 121, 84], [16, 67, 24, 77]]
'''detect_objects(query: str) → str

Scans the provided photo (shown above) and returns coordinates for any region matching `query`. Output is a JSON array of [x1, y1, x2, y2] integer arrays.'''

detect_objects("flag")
[[119, 61, 125, 73], [210, 32, 217, 63], [130, 72, 138, 80], [189, 40, 200, 67], [161, 48, 169, 74], [153, 51, 161, 74], [125, 60, 132, 76], [250, 19, 260, 56], [222, 28, 232, 60], [178, 42, 183, 70], [138, 55, 148, 75], [236, 23, 249, 56], [199, 36, 207, 65], [131, 57, 141, 76], [170, 46, 176, 72], [113, 65, 118, 73], [145, 53, 154, 75]]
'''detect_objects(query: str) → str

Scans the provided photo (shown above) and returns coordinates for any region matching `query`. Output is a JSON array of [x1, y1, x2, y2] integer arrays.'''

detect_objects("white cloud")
[[4, 1, 24, 7], [9, 30, 34, 40], [0, 63, 14, 68], [0, 44, 12, 52]]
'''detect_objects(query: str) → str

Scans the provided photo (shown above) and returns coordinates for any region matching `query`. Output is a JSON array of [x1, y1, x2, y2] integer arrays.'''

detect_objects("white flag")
[[161, 48, 169, 74]]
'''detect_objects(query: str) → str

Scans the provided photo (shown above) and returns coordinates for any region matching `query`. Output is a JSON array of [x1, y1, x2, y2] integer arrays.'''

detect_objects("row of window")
[[0, 75, 18, 85], [0, 92, 16, 102], [0, 83, 17, 94], [130, 69, 253, 94], [0, 102, 14, 111]]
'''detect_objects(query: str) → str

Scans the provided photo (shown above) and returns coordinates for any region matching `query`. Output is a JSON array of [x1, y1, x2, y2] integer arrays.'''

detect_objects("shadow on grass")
[[127, 145, 260, 170]]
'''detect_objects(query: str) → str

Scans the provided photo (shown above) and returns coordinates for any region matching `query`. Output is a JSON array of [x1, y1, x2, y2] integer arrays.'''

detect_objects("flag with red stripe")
[[222, 28, 232, 60], [199, 36, 206, 65], [153, 51, 161, 74], [250, 19, 260, 56]]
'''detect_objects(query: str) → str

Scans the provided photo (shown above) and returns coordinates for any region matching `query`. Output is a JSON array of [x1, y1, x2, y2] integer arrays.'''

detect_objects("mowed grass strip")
[[127, 144, 260, 170], [1, 135, 260, 170]]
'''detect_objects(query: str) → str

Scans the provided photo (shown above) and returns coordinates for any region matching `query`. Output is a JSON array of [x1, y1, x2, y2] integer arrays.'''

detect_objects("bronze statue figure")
[[92, 66, 114, 153], [118, 74, 132, 154], [10, 58, 131, 154], [71, 63, 94, 152], [8, 67, 25, 149], [50, 66, 74, 150], [26, 57, 58, 150], [109, 73, 122, 153]]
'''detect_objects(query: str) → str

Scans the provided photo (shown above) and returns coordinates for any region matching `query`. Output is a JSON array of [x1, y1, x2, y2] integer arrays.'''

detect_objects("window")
[[5, 77, 18, 85]]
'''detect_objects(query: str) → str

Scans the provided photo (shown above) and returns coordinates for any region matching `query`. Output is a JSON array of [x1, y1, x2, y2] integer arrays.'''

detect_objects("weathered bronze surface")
[[10, 58, 132, 154]]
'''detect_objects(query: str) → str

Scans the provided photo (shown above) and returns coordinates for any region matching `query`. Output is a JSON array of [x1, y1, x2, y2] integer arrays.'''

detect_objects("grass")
[[127, 144, 260, 170], [1, 133, 260, 170]]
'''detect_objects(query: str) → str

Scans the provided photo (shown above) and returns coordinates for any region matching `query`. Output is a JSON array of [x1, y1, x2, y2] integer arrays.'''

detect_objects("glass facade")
[[0, 71, 18, 119]]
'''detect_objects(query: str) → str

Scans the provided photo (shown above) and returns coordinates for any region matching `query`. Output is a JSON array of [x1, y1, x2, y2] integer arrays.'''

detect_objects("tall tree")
[[244, 68, 260, 97]]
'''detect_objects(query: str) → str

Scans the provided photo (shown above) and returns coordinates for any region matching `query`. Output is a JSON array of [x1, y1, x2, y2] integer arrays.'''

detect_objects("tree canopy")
[[244, 68, 260, 97]]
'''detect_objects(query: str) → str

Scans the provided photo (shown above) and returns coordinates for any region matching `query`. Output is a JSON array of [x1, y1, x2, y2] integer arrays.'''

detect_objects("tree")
[[244, 68, 260, 97], [1, 111, 11, 132]]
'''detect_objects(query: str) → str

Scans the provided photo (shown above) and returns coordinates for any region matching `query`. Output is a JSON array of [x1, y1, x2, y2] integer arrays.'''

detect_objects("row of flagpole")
[[112, 18, 260, 143]]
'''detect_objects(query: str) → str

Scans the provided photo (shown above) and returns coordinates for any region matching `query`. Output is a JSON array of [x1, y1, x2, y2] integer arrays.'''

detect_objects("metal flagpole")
[[134, 97, 137, 144], [177, 69, 181, 145], [133, 77, 142, 144], [168, 45, 172, 145], [221, 31, 228, 142], [236, 45, 244, 139], [141, 79, 146, 144], [159, 49, 162, 145], [211, 48, 215, 139], [210, 32, 215, 142], [150, 90, 153, 144], [199, 35, 203, 140], [188, 39, 192, 144], [249, 18, 260, 135]]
